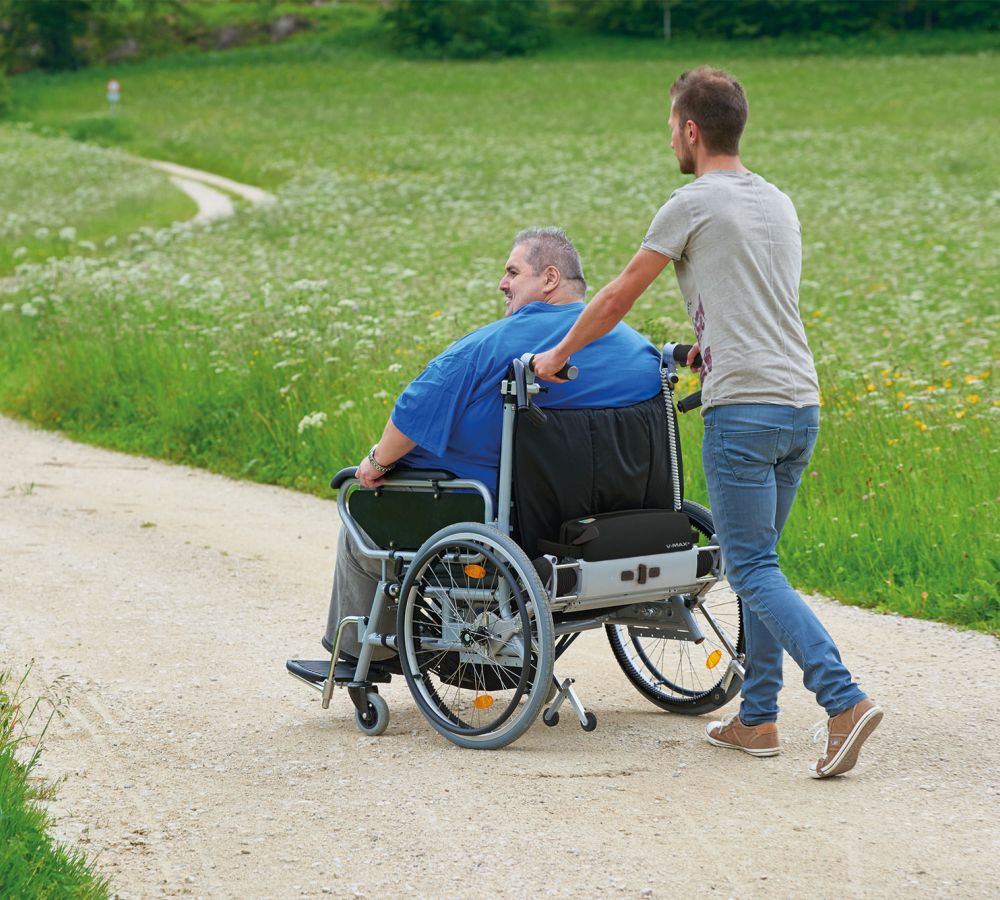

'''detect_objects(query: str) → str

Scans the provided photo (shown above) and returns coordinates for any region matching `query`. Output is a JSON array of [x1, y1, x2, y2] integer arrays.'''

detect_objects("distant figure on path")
[[533, 67, 882, 779], [106, 79, 121, 113]]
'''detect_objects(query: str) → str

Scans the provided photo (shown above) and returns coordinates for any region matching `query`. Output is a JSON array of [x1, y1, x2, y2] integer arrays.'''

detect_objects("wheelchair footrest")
[[286, 658, 394, 685]]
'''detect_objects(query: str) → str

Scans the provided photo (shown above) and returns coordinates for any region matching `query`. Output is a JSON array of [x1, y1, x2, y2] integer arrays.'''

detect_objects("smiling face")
[[669, 102, 696, 176], [498, 242, 551, 316]]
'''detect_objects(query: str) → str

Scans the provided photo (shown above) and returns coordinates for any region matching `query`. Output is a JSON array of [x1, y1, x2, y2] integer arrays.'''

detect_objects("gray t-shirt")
[[642, 171, 819, 411]]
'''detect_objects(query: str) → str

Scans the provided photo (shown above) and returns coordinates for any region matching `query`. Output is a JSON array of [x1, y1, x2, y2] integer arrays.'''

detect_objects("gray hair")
[[512, 227, 587, 298]]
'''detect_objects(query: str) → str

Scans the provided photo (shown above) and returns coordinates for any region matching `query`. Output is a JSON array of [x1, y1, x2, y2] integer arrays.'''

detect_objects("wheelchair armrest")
[[330, 467, 459, 491], [330, 467, 358, 490]]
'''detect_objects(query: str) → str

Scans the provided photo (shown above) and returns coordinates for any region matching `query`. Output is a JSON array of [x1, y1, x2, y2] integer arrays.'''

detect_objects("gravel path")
[[148, 159, 273, 224], [3, 415, 998, 898]]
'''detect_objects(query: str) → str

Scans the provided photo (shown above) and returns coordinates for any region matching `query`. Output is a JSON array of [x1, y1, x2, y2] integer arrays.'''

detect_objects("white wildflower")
[[59, 226, 77, 241], [13, 247, 27, 259], [21, 302, 39, 317], [297, 411, 327, 434]]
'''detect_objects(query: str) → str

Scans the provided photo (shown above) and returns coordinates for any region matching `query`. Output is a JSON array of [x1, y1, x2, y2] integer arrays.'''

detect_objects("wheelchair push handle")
[[527, 355, 578, 382], [672, 343, 703, 370], [677, 390, 702, 414]]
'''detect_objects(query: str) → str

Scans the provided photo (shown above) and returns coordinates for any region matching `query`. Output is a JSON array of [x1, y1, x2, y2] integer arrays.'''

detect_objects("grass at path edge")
[[0, 669, 109, 899]]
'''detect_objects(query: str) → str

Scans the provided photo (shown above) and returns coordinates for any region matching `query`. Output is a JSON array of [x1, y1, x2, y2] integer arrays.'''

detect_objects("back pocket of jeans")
[[721, 428, 780, 484]]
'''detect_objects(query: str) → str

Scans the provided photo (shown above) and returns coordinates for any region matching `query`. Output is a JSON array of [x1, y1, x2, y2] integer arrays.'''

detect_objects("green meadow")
[[1, 35, 997, 630]]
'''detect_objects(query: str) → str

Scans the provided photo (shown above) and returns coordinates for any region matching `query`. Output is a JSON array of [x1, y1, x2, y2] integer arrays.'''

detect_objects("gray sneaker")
[[705, 713, 780, 757], [810, 698, 883, 779]]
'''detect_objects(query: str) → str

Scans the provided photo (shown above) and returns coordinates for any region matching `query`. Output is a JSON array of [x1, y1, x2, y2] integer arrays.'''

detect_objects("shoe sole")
[[810, 706, 883, 779], [705, 724, 780, 757]]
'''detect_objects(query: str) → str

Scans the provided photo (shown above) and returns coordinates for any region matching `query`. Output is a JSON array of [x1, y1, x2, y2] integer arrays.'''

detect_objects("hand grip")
[[677, 390, 702, 414], [528, 356, 578, 381], [672, 344, 703, 369]]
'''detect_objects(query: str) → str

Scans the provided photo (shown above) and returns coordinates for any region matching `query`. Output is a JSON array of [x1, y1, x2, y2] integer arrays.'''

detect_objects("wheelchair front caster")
[[543, 710, 559, 727], [581, 712, 597, 732], [354, 691, 389, 737]]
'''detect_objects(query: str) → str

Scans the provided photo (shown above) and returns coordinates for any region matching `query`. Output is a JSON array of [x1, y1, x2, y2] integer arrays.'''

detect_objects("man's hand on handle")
[[532, 349, 573, 383], [686, 342, 701, 372]]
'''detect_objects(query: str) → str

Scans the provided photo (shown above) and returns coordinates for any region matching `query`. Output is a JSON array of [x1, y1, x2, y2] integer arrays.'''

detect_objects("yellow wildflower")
[[903, 402, 913, 410], [914, 420, 928, 430], [865, 384, 876, 393], [967, 394, 980, 404], [941, 359, 952, 367]]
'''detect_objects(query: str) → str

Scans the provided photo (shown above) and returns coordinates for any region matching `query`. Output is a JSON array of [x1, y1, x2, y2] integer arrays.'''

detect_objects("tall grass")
[[0, 40, 996, 631], [0, 669, 109, 898]]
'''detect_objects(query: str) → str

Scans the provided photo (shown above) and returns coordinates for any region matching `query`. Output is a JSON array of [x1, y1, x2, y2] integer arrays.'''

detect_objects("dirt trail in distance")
[[2, 415, 998, 898]]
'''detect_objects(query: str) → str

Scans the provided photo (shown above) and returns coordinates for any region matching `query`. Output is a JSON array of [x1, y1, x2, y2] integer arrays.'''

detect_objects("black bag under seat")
[[538, 508, 695, 562]]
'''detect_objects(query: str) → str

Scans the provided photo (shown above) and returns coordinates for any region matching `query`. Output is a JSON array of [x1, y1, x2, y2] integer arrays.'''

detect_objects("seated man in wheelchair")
[[288, 227, 740, 749], [290, 226, 661, 681]]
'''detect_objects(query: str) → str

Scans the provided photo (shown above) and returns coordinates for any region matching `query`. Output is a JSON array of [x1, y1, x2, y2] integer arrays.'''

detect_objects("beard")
[[676, 144, 696, 175]]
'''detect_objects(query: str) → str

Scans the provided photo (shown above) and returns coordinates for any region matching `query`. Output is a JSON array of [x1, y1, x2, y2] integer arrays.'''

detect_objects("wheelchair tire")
[[606, 500, 745, 716], [396, 522, 554, 750], [354, 691, 389, 737]]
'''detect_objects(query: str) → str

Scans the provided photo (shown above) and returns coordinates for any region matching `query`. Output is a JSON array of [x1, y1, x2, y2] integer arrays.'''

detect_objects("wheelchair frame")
[[292, 344, 746, 749]]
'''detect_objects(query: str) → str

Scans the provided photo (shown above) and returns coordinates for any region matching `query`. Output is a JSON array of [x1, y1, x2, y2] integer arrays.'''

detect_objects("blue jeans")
[[701, 404, 865, 725]]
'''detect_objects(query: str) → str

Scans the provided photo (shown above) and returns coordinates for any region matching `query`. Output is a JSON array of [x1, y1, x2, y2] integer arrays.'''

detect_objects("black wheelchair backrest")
[[511, 393, 681, 559]]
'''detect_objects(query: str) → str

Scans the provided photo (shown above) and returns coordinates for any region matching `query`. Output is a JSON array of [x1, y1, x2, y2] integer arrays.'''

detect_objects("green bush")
[[0, 73, 11, 118], [385, 0, 552, 59], [558, 0, 1000, 40]]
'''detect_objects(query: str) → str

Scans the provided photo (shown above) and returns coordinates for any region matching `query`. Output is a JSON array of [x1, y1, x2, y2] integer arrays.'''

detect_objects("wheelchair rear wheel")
[[606, 500, 744, 716], [397, 523, 554, 750]]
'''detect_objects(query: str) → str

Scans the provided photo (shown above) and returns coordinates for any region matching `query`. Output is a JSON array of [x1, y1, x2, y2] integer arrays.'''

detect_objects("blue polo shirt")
[[392, 301, 661, 496]]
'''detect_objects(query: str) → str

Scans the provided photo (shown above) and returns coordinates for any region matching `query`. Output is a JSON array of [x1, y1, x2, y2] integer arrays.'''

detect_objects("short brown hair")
[[670, 67, 748, 156]]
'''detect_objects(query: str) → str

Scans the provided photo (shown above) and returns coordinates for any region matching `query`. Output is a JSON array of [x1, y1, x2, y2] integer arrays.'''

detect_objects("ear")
[[541, 265, 561, 296], [686, 119, 699, 145]]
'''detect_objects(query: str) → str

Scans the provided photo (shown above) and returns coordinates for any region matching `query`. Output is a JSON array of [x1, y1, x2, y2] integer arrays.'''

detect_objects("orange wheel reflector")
[[464, 564, 487, 579], [473, 694, 494, 710], [706, 649, 723, 670]]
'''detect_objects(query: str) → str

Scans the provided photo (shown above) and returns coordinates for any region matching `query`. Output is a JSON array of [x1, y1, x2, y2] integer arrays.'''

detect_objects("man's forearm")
[[533, 249, 670, 381], [551, 281, 634, 358], [373, 418, 416, 467]]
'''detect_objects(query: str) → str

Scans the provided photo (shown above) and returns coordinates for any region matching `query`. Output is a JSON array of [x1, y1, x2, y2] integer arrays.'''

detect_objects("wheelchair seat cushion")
[[512, 393, 681, 559]]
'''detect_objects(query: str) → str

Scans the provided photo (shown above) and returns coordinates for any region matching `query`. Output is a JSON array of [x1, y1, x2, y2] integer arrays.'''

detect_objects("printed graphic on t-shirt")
[[692, 297, 713, 381]]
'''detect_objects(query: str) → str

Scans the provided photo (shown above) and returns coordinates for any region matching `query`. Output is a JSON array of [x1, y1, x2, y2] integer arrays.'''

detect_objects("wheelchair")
[[287, 344, 745, 750]]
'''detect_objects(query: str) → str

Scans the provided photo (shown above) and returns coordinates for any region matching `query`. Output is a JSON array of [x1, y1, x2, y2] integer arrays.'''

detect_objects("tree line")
[[1, 0, 997, 74]]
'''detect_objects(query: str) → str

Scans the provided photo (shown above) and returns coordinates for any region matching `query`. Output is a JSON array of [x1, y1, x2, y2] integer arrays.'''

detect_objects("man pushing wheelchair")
[[290, 61, 881, 775]]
